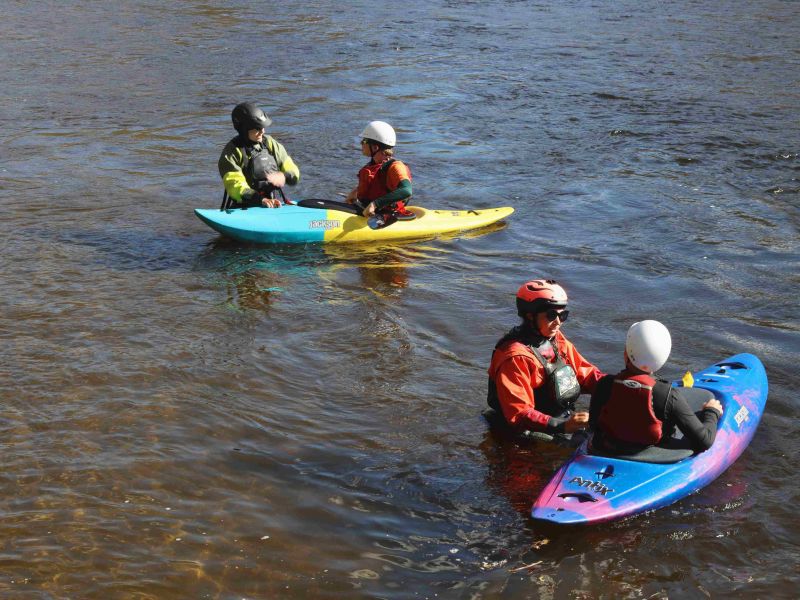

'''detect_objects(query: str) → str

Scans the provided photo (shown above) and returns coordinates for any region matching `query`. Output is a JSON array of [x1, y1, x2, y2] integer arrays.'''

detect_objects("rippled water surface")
[[1, 0, 798, 598]]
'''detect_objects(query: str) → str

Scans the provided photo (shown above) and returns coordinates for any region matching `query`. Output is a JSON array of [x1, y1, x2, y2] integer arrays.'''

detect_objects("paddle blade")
[[682, 371, 694, 388]]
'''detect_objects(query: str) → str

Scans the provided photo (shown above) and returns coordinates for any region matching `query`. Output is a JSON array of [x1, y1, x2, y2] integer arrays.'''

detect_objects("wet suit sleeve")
[[665, 389, 721, 452], [373, 161, 412, 210], [588, 375, 614, 431], [218, 145, 252, 202], [494, 354, 566, 434], [373, 180, 412, 210], [267, 137, 300, 185]]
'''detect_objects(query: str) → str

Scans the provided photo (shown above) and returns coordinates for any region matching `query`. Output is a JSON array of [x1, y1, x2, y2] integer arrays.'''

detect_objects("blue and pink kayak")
[[531, 353, 768, 524]]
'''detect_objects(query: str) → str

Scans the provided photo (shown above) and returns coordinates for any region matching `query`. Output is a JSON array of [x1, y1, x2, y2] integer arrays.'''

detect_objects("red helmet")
[[516, 279, 568, 317]]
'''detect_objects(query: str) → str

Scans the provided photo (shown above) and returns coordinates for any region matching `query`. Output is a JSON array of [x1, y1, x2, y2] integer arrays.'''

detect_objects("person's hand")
[[262, 197, 282, 208], [241, 189, 263, 207], [564, 411, 589, 433], [253, 181, 276, 197], [703, 399, 723, 415], [345, 188, 358, 203], [362, 201, 377, 218], [266, 171, 286, 188]]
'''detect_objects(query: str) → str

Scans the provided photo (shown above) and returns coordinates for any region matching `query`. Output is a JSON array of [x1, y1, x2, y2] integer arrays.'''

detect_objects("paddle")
[[296, 198, 362, 215], [275, 187, 295, 205], [219, 186, 295, 211], [682, 371, 694, 387]]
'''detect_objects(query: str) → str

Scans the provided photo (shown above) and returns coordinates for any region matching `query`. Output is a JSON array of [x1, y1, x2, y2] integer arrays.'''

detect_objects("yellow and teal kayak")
[[194, 204, 514, 244]]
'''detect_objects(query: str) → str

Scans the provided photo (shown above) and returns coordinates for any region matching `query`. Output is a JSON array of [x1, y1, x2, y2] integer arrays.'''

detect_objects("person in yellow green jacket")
[[218, 102, 300, 208]]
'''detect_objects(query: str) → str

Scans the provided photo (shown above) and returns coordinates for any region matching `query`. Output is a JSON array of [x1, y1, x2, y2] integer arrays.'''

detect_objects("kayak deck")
[[194, 205, 514, 244]]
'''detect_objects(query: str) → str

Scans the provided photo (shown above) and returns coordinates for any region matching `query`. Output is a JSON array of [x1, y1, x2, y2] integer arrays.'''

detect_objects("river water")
[[1, 0, 798, 598]]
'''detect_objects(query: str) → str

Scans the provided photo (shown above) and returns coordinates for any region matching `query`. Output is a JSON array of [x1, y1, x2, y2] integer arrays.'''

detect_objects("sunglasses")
[[544, 308, 569, 322], [360, 138, 370, 145]]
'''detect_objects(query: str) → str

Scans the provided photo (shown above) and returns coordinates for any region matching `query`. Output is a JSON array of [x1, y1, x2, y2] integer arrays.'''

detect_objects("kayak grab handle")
[[714, 361, 747, 372], [557, 492, 598, 503]]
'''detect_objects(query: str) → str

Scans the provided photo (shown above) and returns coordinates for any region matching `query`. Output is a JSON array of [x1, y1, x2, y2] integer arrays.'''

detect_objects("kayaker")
[[487, 279, 605, 437], [218, 102, 300, 208], [588, 320, 723, 454], [345, 121, 415, 227]]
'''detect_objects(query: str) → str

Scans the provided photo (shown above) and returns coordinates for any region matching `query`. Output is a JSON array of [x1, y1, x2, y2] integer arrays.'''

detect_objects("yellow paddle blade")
[[682, 371, 694, 388]]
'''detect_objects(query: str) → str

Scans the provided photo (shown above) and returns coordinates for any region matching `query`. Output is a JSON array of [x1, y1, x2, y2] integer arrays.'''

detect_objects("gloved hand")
[[241, 189, 262, 207], [254, 180, 275, 194]]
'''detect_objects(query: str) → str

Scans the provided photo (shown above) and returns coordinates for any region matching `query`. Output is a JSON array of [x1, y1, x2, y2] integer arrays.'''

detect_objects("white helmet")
[[625, 320, 671, 373], [360, 121, 396, 147]]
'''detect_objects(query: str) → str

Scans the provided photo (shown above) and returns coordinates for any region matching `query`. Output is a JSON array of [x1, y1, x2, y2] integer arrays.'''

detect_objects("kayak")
[[530, 353, 768, 525], [194, 204, 514, 244]]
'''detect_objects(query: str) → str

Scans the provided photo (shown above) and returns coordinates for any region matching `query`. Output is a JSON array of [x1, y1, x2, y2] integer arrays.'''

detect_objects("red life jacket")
[[357, 159, 409, 212], [598, 372, 663, 446]]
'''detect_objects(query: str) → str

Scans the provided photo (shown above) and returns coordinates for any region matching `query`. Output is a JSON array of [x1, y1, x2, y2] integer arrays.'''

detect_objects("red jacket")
[[488, 330, 603, 432]]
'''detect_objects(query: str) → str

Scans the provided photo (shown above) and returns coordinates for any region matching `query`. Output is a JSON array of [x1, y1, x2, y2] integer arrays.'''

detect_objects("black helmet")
[[231, 102, 272, 134]]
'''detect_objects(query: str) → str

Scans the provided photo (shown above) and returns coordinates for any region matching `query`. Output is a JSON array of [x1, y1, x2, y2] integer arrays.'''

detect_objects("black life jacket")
[[487, 326, 581, 418], [241, 138, 279, 197]]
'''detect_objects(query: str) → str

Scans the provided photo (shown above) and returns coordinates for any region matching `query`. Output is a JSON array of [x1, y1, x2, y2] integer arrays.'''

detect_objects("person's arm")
[[665, 389, 722, 451], [373, 179, 412, 211], [494, 355, 569, 434], [345, 186, 359, 203], [218, 146, 252, 202], [267, 137, 300, 185], [371, 161, 412, 211]]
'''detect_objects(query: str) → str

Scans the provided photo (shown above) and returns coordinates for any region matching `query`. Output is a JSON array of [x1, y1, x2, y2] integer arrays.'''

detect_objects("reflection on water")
[[0, 0, 798, 597], [225, 267, 288, 312], [479, 428, 569, 516]]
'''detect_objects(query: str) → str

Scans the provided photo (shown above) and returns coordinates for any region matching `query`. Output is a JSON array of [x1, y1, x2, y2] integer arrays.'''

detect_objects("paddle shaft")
[[296, 198, 361, 215]]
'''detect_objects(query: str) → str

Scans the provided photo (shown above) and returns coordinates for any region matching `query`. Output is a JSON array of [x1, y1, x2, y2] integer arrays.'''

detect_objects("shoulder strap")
[[650, 380, 672, 419], [264, 135, 278, 157], [528, 344, 556, 376], [237, 145, 252, 170], [377, 158, 396, 192]]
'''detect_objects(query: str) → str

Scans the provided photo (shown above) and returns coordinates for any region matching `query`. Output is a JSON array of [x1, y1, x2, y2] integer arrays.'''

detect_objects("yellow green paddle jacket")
[[218, 135, 300, 202]]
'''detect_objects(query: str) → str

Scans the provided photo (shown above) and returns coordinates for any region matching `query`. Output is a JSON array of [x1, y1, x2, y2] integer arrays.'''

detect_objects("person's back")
[[589, 320, 723, 454]]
